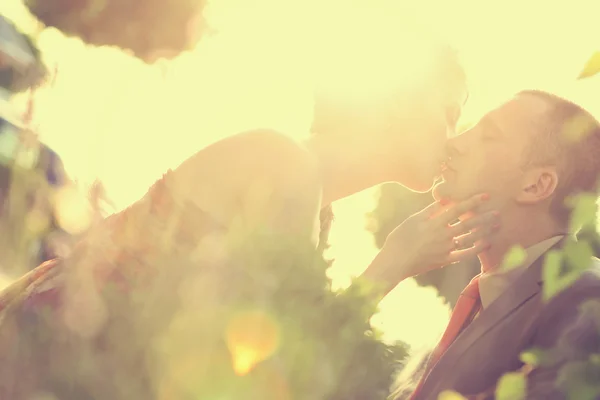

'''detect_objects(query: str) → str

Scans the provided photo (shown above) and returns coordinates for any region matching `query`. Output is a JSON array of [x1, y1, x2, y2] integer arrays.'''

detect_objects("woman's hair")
[[311, 40, 466, 137], [388, 347, 432, 399], [317, 203, 334, 259]]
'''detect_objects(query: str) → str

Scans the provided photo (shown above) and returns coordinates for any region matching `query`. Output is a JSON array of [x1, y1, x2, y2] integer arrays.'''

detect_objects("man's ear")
[[516, 167, 559, 204]]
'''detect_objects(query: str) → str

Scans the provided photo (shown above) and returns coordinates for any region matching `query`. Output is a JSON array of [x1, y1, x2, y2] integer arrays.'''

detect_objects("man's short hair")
[[519, 90, 600, 226]]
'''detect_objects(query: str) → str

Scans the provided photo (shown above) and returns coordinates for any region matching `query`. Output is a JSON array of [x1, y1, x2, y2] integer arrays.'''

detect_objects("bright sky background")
[[1, 0, 599, 352]]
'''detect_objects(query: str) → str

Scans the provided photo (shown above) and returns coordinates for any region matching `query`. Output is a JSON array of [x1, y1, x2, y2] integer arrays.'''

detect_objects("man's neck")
[[478, 212, 566, 273]]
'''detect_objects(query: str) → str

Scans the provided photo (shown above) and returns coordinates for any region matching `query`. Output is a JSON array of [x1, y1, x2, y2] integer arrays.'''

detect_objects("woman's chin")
[[431, 180, 452, 202], [405, 180, 434, 194], [401, 170, 439, 193]]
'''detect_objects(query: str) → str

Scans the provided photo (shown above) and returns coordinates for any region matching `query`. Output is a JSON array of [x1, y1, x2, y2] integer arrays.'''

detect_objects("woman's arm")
[[358, 194, 498, 302], [361, 248, 412, 301]]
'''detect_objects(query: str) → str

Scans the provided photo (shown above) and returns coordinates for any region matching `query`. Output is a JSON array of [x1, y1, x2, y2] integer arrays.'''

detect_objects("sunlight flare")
[[53, 185, 92, 234], [225, 310, 281, 376]]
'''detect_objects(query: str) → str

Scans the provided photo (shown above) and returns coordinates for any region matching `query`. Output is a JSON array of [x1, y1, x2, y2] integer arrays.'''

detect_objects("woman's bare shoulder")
[[179, 129, 318, 184], [171, 129, 322, 226], [211, 129, 315, 167]]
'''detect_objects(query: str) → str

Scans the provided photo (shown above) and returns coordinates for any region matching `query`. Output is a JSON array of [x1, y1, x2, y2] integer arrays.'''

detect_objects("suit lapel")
[[443, 261, 541, 361], [419, 238, 568, 398]]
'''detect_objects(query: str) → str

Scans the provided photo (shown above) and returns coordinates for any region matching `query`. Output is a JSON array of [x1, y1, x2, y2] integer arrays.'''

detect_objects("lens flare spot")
[[231, 346, 262, 376], [225, 310, 280, 376], [54, 186, 92, 234]]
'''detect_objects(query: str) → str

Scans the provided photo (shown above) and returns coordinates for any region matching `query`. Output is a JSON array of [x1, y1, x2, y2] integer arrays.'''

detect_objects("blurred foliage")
[[24, 0, 208, 62], [500, 245, 526, 271], [522, 211, 600, 400], [0, 131, 66, 275], [0, 157, 54, 275], [494, 372, 526, 400], [0, 80, 78, 277], [0, 180, 409, 398], [0, 16, 48, 93], [366, 182, 480, 307], [438, 391, 467, 400]]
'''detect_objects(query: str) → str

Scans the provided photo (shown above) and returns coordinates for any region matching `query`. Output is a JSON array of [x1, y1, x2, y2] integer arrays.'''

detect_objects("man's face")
[[385, 81, 468, 192], [432, 95, 548, 205]]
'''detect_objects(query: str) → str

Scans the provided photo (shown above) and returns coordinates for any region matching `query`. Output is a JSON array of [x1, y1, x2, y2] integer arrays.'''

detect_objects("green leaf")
[[565, 193, 598, 231], [560, 112, 599, 143], [495, 371, 526, 400], [519, 351, 540, 367], [520, 347, 556, 368], [437, 390, 467, 400], [542, 250, 563, 300], [578, 51, 600, 79], [557, 360, 600, 400], [519, 350, 539, 366], [564, 240, 594, 272], [542, 250, 580, 301], [501, 245, 527, 271], [0, 124, 20, 161], [519, 348, 548, 367]]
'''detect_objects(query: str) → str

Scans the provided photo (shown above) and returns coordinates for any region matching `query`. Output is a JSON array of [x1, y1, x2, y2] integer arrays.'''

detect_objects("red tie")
[[411, 274, 482, 399]]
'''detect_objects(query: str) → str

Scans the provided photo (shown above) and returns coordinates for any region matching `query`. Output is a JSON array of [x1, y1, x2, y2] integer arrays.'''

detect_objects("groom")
[[406, 90, 600, 399]]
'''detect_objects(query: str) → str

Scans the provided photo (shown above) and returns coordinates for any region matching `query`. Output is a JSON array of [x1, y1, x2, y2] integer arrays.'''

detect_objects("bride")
[[0, 41, 498, 399]]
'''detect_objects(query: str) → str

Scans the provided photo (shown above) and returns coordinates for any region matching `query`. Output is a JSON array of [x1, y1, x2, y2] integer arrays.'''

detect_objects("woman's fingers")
[[437, 193, 490, 225], [448, 210, 499, 238], [404, 193, 497, 271], [446, 241, 491, 264], [445, 211, 500, 256], [452, 225, 497, 250], [421, 192, 489, 221], [419, 200, 444, 219]]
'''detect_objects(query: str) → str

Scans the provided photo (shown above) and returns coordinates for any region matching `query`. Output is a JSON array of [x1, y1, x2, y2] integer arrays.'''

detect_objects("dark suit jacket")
[[412, 240, 600, 400]]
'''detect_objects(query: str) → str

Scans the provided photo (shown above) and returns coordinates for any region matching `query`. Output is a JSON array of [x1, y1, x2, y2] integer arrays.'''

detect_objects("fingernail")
[[492, 210, 500, 217], [492, 223, 501, 230], [481, 193, 490, 201], [439, 198, 449, 206]]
